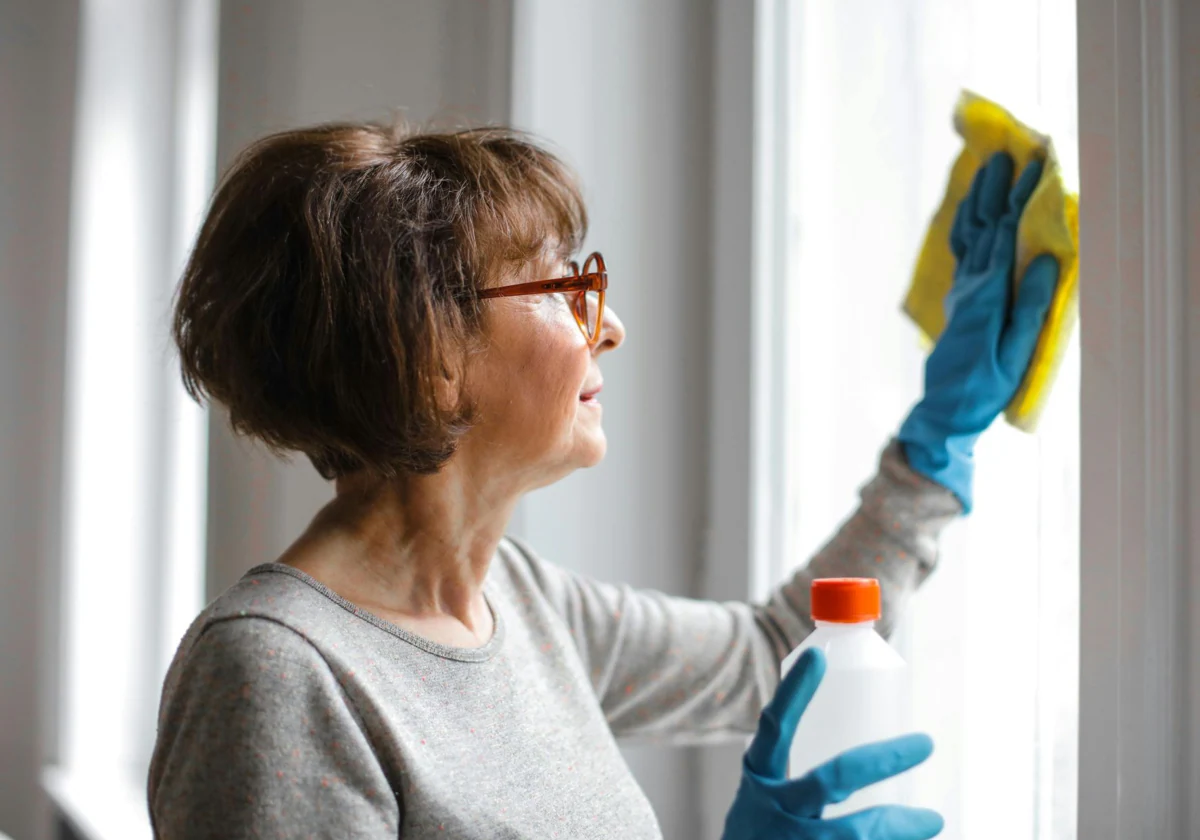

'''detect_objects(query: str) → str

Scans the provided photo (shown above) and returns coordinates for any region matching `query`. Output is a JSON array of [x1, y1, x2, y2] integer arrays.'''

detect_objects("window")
[[778, 1, 1079, 838], [44, 1, 217, 838]]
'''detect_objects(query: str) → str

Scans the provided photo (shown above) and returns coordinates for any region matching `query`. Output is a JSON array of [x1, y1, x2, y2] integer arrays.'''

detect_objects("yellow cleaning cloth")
[[903, 91, 1079, 432]]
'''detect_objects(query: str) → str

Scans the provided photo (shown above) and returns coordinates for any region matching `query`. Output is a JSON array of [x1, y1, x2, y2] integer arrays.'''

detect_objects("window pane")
[[781, 1, 1079, 838]]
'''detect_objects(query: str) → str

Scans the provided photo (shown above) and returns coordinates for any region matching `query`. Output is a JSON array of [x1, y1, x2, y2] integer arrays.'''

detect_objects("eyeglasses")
[[477, 251, 608, 345]]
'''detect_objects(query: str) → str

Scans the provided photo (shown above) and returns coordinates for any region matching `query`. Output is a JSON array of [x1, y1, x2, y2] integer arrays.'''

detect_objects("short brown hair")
[[172, 122, 587, 479]]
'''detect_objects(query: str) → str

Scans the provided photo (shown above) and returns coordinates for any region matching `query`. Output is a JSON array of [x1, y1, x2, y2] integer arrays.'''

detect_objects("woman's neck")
[[279, 460, 519, 646]]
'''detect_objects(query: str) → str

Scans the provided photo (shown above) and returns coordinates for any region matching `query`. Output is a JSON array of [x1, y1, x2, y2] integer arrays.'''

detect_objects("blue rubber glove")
[[722, 648, 943, 840], [898, 152, 1060, 513]]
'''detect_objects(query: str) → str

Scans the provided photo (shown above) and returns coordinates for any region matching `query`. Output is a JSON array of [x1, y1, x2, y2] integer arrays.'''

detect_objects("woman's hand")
[[898, 152, 1060, 513], [721, 649, 943, 840]]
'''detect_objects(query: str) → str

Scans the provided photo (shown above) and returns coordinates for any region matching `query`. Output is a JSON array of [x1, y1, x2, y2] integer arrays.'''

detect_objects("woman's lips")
[[579, 384, 603, 402]]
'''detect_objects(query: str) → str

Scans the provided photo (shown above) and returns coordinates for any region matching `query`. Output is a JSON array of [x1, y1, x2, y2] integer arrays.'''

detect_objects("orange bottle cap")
[[811, 578, 882, 623]]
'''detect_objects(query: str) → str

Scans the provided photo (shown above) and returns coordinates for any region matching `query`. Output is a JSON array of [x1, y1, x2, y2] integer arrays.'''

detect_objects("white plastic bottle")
[[782, 577, 913, 816]]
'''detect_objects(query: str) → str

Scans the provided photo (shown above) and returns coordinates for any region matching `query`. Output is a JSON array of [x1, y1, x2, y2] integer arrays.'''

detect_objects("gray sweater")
[[147, 443, 959, 839]]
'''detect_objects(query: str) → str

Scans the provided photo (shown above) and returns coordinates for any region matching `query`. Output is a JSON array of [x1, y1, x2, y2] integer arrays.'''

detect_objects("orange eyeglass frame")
[[477, 251, 608, 345]]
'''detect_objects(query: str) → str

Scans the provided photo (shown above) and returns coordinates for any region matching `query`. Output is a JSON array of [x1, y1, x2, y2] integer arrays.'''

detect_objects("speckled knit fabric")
[[147, 441, 959, 838]]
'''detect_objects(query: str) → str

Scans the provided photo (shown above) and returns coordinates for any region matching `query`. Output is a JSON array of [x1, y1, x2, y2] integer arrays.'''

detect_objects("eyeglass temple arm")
[[477, 275, 605, 299]]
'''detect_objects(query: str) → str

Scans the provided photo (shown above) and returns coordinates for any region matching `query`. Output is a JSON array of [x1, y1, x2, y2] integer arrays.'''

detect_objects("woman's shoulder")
[[189, 563, 332, 638], [162, 564, 355, 695], [165, 567, 328, 672], [148, 573, 379, 821]]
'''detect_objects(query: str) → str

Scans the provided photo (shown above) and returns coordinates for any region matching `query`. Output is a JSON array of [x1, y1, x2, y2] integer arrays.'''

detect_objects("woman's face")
[[461, 250, 625, 491]]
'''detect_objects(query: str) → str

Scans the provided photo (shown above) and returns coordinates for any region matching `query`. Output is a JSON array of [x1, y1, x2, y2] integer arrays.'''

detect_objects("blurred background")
[[0, 1, 1081, 839]]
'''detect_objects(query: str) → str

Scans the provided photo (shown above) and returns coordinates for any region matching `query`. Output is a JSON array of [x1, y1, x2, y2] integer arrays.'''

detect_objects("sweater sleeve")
[[511, 440, 960, 745], [148, 617, 399, 839]]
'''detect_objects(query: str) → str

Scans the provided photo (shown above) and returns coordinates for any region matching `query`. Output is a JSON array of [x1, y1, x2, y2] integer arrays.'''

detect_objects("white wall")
[[0, 2, 78, 839]]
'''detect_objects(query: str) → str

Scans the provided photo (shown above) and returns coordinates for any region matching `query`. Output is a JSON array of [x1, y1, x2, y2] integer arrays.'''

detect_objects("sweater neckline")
[[242, 561, 506, 663]]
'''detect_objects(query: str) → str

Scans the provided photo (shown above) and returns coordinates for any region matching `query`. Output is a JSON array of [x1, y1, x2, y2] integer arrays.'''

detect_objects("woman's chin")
[[528, 437, 607, 491], [576, 430, 607, 468]]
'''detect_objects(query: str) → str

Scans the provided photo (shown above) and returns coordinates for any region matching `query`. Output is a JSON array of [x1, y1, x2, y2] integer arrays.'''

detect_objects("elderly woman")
[[148, 124, 1056, 839]]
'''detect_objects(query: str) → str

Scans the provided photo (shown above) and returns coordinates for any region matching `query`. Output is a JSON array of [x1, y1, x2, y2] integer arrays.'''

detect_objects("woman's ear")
[[435, 346, 478, 420], [434, 363, 462, 415]]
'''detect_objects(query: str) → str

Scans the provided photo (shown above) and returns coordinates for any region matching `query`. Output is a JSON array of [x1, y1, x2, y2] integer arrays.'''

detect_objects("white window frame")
[[43, 1, 218, 839], [699, 0, 791, 832], [1076, 0, 1198, 834], [702, 0, 1200, 836]]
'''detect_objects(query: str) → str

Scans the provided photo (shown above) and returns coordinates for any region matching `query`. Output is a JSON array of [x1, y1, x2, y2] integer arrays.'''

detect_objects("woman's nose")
[[593, 303, 625, 355]]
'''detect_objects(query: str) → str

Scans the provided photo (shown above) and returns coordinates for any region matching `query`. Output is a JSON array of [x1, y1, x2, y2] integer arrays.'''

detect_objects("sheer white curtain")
[[780, 2, 1079, 839]]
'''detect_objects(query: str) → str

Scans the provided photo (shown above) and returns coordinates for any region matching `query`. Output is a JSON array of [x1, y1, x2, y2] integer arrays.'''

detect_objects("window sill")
[[42, 766, 152, 840]]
